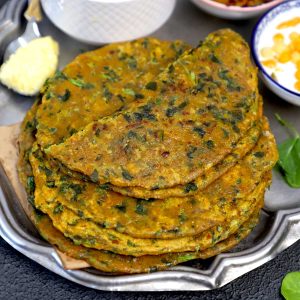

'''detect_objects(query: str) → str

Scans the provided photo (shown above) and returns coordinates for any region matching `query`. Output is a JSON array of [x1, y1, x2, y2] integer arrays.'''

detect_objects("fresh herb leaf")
[[276, 114, 300, 188], [281, 272, 300, 300]]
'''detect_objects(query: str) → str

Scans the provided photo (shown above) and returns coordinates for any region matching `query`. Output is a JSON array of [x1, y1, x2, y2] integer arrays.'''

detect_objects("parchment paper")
[[0, 123, 90, 269]]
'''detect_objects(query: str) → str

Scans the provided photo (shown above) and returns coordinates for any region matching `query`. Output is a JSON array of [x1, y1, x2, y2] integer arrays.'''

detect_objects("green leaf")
[[281, 272, 300, 300], [275, 114, 299, 138], [276, 114, 300, 188], [277, 137, 300, 188]]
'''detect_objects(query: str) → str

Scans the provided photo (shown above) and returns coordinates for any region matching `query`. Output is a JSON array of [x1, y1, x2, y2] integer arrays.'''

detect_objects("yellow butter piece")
[[0, 36, 59, 96]]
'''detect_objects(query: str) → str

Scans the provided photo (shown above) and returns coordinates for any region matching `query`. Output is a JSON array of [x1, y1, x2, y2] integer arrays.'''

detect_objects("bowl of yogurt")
[[251, 0, 300, 106], [41, 0, 176, 45]]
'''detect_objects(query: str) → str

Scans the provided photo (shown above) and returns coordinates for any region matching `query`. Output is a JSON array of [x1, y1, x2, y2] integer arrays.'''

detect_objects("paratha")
[[30, 119, 276, 239], [30, 150, 270, 256], [47, 29, 261, 189], [16, 29, 278, 274], [33, 209, 260, 274], [36, 38, 191, 149]]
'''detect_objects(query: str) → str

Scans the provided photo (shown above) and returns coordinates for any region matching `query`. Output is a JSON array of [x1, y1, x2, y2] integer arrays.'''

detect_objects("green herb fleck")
[[165, 101, 188, 117], [101, 66, 119, 82], [127, 56, 137, 69], [90, 169, 99, 183], [114, 203, 126, 213], [123, 88, 135, 96], [145, 81, 157, 91], [206, 140, 214, 149], [53, 203, 64, 214], [187, 146, 197, 159], [218, 69, 241, 92], [121, 168, 134, 181], [27, 176, 35, 193], [178, 253, 196, 262], [184, 182, 198, 193], [209, 53, 221, 64], [193, 127, 206, 138], [127, 240, 136, 247], [69, 78, 94, 89], [97, 183, 110, 191], [58, 89, 71, 102], [54, 71, 67, 80], [46, 181, 55, 188], [179, 212, 187, 223], [254, 151, 265, 158], [49, 127, 57, 133], [103, 86, 112, 101], [135, 200, 147, 215]]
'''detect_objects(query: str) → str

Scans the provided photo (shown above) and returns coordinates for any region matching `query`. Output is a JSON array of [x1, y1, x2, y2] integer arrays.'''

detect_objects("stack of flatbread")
[[17, 29, 278, 274]]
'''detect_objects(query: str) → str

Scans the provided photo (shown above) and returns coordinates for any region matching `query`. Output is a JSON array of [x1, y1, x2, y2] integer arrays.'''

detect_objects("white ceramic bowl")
[[251, 0, 300, 106], [41, 0, 176, 45], [191, 0, 283, 20]]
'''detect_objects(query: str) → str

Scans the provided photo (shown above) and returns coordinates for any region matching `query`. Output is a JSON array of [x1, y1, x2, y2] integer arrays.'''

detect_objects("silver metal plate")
[[0, 0, 300, 291]]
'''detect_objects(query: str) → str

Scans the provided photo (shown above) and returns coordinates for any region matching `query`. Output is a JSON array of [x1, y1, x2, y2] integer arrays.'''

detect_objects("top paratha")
[[47, 29, 261, 189]]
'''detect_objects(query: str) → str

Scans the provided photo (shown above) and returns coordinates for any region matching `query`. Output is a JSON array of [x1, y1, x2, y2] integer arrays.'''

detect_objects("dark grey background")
[[1, 0, 300, 299]]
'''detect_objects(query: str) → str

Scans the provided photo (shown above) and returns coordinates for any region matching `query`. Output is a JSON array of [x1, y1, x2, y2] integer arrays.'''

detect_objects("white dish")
[[191, 0, 283, 20], [251, 0, 300, 106], [41, 0, 176, 45]]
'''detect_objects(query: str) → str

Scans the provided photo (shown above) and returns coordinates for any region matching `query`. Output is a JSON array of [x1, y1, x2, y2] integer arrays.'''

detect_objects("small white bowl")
[[191, 0, 283, 20], [41, 0, 176, 45], [251, 0, 300, 106]]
